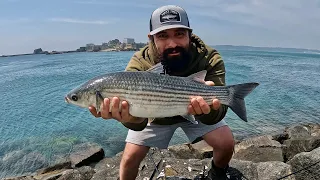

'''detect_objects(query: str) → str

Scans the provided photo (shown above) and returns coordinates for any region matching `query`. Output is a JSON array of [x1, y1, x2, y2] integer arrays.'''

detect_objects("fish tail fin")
[[227, 83, 259, 122]]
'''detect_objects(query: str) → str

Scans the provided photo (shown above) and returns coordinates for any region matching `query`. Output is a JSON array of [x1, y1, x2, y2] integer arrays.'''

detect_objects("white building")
[[123, 38, 135, 44]]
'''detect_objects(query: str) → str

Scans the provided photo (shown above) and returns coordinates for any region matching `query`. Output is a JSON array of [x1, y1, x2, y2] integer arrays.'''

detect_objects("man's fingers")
[[205, 81, 215, 86], [111, 97, 122, 120], [188, 104, 196, 115], [100, 98, 111, 119], [191, 97, 202, 115], [212, 99, 221, 110], [89, 106, 100, 117], [121, 101, 131, 122], [197, 97, 211, 114]]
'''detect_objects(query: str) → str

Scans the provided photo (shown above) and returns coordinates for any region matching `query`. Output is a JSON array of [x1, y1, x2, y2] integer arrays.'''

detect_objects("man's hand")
[[88, 97, 145, 123], [188, 81, 221, 115]]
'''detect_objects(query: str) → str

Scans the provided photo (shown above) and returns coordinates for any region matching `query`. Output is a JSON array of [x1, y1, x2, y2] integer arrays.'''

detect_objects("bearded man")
[[89, 5, 236, 180]]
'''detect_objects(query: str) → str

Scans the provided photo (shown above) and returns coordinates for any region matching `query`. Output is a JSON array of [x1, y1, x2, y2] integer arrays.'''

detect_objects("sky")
[[0, 0, 320, 55]]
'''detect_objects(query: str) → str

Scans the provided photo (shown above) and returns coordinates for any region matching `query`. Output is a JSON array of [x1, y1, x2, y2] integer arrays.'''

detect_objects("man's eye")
[[158, 34, 167, 38], [176, 32, 185, 37]]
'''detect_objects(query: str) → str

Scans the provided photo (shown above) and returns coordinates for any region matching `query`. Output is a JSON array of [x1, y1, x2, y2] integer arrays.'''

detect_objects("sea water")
[[0, 48, 319, 177]]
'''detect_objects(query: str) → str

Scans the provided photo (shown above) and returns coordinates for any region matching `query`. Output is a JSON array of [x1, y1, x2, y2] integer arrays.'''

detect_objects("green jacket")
[[121, 34, 228, 131]]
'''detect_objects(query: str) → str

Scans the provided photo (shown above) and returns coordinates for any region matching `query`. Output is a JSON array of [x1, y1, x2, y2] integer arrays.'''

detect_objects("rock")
[[76, 166, 95, 180], [164, 165, 179, 176], [256, 161, 294, 180], [167, 141, 213, 160], [161, 158, 211, 179], [287, 147, 320, 180], [3, 176, 36, 180], [55, 166, 94, 180], [233, 135, 283, 162], [167, 144, 195, 159], [272, 133, 289, 144], [55, 169, 81, 180], [69, 142, 104, 168], [92, 157, 120, 178], [234, 146, 284, 163], [285, 124, 311, 139], [229, 159, 295, 180], [283, 136, 320, 161], [33, 169, 66, 180], [309, 123, 320, 137], [188, 140, 213, 159], [36, 161, 71, 174], [90, 169, 119, 180]]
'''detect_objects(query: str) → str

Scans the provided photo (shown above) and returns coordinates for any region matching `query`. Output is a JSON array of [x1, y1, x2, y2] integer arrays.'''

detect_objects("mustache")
[[163, 46, 185, 55]]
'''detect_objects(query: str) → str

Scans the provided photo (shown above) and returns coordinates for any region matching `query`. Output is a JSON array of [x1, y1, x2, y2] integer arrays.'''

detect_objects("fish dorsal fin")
[[146, 62, 163, 74], [187, 70, 207, 83]]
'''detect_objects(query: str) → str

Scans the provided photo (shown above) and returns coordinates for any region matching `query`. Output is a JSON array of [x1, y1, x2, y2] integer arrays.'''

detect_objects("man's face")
[[151, 28, 191, 72]]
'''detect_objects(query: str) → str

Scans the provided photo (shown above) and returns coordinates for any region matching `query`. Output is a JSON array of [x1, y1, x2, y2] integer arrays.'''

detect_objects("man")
[[89, 5, 235, 180]]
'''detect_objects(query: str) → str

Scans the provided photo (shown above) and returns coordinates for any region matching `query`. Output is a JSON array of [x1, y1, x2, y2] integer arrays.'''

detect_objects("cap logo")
[[160, 9, 181, 24]]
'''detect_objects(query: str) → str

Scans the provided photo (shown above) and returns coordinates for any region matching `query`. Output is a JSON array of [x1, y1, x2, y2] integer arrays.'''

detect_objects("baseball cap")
[[149, 5, 192, 35]]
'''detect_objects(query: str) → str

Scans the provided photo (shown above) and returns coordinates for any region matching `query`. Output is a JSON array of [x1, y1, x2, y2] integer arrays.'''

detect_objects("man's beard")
[[160, 46, 192, 74]]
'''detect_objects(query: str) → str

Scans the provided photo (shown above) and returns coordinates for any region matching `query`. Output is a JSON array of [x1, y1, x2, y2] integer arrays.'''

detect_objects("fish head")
[[65, 84, 96, 108]]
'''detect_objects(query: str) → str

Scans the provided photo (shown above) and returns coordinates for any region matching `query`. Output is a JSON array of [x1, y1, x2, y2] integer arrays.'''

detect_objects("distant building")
[[93, 45, 101, 52], [101, 43, 109, 50], [33, 48, 44, 54], [86, 43, 95, 51], [77, 47, 86, 52], [123, 38, 135, 44]]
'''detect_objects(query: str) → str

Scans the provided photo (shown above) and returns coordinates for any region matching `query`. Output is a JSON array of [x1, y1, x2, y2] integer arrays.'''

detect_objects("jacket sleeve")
[[195, 49, 228, 125], [121, 52, 149, 131]]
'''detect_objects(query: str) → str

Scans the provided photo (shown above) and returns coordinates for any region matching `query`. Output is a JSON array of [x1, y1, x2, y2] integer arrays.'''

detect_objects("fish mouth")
[[65, 96, 69, 103]]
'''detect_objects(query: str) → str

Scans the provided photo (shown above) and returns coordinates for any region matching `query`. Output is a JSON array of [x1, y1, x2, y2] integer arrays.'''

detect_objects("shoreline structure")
[[1, 122, 319, 179], [2, 40, 320, 58], [0, 38, 147, 57]]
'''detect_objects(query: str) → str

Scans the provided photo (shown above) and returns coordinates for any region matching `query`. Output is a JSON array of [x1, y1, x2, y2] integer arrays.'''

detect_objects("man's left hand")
[[188, 81, 221, 115]]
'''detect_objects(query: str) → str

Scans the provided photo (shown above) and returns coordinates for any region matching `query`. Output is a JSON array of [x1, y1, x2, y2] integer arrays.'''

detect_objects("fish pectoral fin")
[[181, 114, 198, 124], [95, 91, 104, 113], [187, 70, 207, 83]]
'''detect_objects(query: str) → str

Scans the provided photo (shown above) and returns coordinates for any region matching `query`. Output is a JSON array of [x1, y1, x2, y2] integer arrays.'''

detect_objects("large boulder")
[[69, 142, 104, 168], [233, 135, 283, 162], [229, 159, 295, 180], [283, 136, 320, 161], [284, 124, 311, 139], [287, 147, 320, 180]]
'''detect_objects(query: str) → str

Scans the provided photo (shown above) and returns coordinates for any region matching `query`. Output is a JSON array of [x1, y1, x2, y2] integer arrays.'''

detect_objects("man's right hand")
[[88, 97, 145, 124]]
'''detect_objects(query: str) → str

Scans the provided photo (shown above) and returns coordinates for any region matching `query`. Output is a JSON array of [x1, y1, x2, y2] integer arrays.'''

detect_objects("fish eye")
[[71, 94, 78, 101]]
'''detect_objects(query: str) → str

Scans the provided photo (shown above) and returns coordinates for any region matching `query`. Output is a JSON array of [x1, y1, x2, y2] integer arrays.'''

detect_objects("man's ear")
[[148, 34, 154, 41]]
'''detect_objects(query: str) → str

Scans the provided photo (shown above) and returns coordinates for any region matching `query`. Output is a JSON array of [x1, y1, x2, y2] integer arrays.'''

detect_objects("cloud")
[[73, 0, 156, 9], [49, 18, 111, 25], [184, 0, 320, 35]]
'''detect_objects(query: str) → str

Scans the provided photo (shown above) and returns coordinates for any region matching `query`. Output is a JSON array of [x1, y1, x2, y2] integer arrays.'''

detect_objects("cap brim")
[[149, 24, 192, 35]]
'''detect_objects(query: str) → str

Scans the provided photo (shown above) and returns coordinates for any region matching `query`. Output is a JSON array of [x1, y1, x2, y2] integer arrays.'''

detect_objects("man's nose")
[[167, 38, 177, 48]]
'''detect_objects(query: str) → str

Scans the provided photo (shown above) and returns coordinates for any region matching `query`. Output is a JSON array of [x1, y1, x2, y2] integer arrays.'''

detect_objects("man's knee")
[[121, 142, 150, 167], [203, 126, 235, 153]]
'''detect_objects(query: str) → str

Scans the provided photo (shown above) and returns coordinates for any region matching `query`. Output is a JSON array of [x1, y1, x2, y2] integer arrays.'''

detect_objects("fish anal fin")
[[181, 114, 198, 124]]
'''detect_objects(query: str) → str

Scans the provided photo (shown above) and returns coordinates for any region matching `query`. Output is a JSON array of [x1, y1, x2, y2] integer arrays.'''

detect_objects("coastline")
[[0, 48, 138, 58], [2, 45, 320, 58], [2, 122, 319, 180]]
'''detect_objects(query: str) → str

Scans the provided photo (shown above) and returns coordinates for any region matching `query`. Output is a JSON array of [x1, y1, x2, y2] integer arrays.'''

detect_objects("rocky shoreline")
[[2, 123, 320, 180]]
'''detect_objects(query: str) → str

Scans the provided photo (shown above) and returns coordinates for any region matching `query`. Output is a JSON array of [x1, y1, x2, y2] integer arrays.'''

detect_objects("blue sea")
[[0, 48, 319, 177]]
